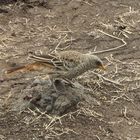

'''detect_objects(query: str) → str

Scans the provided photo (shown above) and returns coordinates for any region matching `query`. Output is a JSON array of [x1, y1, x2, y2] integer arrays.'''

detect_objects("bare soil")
[[0, 0, 140, 140]]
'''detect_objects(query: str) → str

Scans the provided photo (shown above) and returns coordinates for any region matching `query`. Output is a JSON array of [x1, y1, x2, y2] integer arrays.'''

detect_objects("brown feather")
[[6, 62, 54, 74]]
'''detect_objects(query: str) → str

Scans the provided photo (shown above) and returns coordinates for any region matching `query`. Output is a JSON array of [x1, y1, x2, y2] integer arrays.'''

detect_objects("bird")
[[6, 50, 106, 80]]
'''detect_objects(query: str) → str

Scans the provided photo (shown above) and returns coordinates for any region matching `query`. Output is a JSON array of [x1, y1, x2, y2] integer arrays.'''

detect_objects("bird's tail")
[[6, 65, 26, 74], [5, 62, 50, 74]]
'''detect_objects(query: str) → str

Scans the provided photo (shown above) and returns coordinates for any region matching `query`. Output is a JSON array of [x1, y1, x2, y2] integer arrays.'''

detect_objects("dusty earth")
[[0, 0, 140, 140]]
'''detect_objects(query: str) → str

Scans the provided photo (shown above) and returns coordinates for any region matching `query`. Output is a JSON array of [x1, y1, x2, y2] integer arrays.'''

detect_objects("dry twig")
[[92, 30, 127, 54]]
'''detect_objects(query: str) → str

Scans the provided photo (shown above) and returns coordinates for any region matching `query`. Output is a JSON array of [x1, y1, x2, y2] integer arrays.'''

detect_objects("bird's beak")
[[99, 65, 106, 71]]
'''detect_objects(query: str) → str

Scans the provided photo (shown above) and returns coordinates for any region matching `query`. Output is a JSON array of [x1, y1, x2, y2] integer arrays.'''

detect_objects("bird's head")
[[95, 58, 106, 71], [88, 55, 106, 71]]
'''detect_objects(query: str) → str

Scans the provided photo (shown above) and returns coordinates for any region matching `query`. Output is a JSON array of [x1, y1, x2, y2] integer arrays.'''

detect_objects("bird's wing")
[[28, 52, 66, 70]]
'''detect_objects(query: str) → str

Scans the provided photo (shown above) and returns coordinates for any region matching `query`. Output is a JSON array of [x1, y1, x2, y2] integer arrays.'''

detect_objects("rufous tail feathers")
[[6, 62, 53, 74], [6, 65, 26, 74]]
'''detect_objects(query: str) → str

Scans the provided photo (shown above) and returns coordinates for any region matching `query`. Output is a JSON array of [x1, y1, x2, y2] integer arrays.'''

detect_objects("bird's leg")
[[51, 71, 75, 87], [62, 78, 75, 88], [48, 76, 59, 93]]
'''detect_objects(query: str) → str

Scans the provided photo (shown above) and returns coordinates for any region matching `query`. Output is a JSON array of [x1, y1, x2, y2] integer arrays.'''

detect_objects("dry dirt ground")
[[0, 0, 140, 140]]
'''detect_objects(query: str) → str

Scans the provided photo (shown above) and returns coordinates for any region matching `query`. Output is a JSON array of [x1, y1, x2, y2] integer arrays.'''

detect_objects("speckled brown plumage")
[[6, 50, 105, 79]]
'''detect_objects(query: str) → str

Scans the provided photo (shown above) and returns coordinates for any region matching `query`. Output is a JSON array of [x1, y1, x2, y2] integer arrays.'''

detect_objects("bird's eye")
[[95, 60, 102, 66]]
